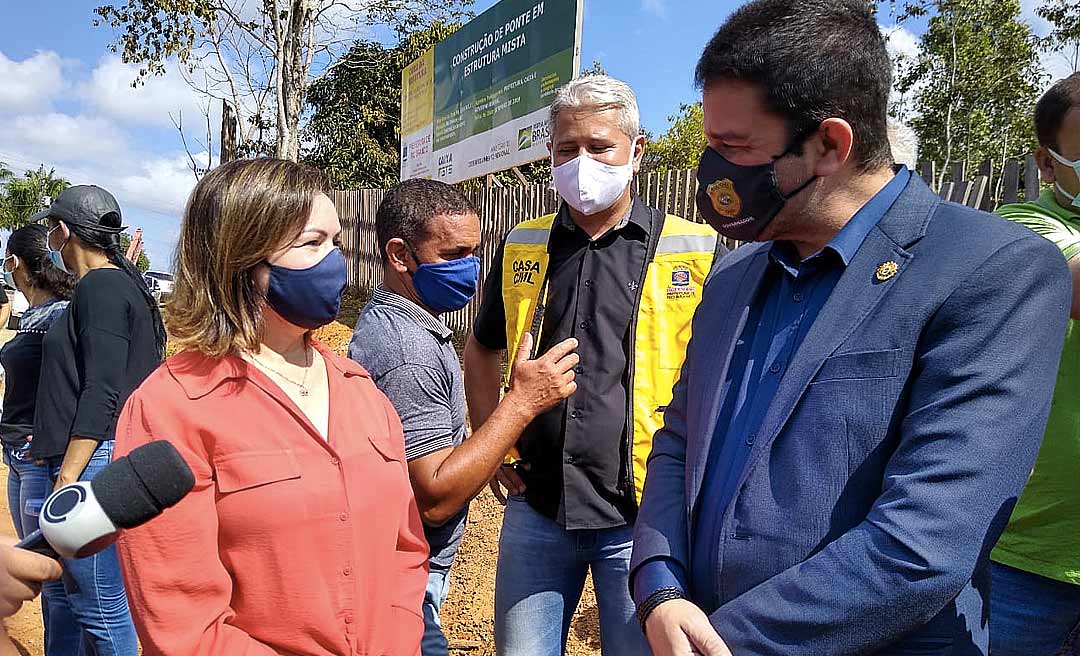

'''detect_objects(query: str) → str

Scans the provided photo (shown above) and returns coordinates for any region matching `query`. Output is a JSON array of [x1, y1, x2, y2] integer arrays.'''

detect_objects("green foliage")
[[118, 233, 152, 273], [893, 0, 1046, 175], [303, 23, 461, 189], [642, 102, 706, 173], [1038, 0, 1080, 72], [0, 165, 71, 229]]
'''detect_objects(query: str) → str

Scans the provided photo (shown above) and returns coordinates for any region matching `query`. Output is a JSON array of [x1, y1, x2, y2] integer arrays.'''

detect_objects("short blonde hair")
[[549, 75, 641, 141], [167, 158, 330, 357]]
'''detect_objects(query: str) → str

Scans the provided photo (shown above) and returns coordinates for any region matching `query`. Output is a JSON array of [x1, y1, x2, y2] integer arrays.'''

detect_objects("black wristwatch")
[[637, 586, 687, 632]]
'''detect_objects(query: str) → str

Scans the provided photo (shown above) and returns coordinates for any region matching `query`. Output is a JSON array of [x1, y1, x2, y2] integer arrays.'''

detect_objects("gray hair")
[[887, 119, 919, 169], [548, 75, 641, 142]]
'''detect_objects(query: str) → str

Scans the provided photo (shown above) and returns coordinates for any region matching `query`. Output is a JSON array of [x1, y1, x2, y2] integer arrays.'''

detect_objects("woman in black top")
[[32, 185, 164, 655], [0, 224, 81, 652]]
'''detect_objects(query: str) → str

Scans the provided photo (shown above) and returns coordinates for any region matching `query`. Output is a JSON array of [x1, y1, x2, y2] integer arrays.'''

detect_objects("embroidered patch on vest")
[[666, 267, 696, 299]]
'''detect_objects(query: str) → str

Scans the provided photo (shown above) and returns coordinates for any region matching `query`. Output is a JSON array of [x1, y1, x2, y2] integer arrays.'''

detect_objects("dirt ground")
[[0, 473, 603, 656]]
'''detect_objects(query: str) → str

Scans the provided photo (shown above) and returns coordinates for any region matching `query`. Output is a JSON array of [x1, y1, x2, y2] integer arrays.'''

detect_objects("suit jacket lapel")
[[689, 248, 770, 508]]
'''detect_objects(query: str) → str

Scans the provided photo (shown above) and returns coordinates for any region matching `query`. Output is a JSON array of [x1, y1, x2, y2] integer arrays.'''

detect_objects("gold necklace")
[[250, 343, 313, 397]]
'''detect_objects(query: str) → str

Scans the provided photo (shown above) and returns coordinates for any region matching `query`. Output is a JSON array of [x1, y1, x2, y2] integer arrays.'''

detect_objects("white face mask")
[[551, 148, 635, 216], [1049, 148, 1080, 209]]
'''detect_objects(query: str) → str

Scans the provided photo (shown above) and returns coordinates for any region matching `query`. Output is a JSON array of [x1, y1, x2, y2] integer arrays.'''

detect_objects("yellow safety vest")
[[501, 209, 718, 504]]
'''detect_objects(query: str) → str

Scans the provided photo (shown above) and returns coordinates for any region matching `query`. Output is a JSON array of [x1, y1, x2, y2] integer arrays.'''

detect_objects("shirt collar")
[[168, 340, 369, 401], [771, 166, 911, 274], [370, 285, 454, 341], [1038, 188, 1080, 221], [557, 196, 650, 236]]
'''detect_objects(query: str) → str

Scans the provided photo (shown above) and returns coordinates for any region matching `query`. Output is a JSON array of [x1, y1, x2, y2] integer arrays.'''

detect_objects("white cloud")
[[112, 152, 203, 218], [882, 24, 920, 62], [641, 0, 668, 20], [0, 112, 131, 164], [0, 50, 65, 113], [78, 55, 215, 130]]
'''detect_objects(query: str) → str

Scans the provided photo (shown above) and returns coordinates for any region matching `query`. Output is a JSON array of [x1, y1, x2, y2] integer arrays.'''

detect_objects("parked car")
[[1, 283, 29, 330], [143, 271, 174, 299]]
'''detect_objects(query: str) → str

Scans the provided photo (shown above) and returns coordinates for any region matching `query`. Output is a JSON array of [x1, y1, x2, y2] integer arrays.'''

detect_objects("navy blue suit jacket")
[[630, 175, 1072, 655]]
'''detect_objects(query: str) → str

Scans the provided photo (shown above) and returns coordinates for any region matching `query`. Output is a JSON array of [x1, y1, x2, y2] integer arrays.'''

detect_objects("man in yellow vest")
[[463, 75, 723, 656]]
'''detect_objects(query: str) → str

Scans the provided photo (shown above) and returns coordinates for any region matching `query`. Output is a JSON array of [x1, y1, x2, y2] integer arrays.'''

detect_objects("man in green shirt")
[[993, 72, 1080, 656]]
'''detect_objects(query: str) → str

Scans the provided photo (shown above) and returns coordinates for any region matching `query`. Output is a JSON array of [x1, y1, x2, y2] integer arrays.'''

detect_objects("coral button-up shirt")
[[114, 342, 429, 656]]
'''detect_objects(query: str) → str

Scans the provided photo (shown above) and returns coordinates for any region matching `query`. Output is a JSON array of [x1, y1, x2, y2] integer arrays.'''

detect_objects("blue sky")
[[0, 0, 1065, 268]]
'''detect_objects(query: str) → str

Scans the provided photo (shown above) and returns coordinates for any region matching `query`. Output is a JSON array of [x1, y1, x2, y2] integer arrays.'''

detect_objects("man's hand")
[[504, 332, 578, 418], [645, 599, 732, 656], [488, 463, 527, 505], [0, 540, 62, 618]]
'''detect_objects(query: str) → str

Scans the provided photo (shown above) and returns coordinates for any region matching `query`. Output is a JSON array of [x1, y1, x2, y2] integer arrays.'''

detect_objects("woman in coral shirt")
[[114, 159, 428, 655]]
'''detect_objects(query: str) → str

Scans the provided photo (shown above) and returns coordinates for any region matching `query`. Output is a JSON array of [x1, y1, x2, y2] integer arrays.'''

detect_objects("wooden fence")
[[333, 157, 1044, 335]]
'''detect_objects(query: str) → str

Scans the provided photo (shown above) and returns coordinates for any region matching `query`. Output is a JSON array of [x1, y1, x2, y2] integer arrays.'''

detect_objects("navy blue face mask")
[[695, 131, 818, 242], [266, 248, 348, 330], [406, 244, 480, 314]]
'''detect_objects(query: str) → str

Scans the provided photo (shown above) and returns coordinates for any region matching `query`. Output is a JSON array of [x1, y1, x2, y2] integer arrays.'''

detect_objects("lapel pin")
[[875, 261, 900, 282]]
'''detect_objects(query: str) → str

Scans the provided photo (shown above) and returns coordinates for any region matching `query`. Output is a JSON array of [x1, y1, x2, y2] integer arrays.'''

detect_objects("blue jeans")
[[991, 562, 1080, 656], [5, 444, 82, 656], [49, 441, 139, 656], [421, 564, 452, 656], [494, 496, 649, 656]]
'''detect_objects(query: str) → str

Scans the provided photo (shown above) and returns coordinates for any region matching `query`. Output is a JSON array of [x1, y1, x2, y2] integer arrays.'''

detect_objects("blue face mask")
[[266, 248, 348, 330], [2, 256, 15, 290], [1049, 148, 1080, 210], [407, 245, 480, 314], [46, 225, 69, 273]]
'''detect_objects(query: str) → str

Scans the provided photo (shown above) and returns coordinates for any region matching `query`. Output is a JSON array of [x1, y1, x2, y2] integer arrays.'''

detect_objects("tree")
[[893, 0, 1046, 188], [94, 0, 474, 162], [304, 23, 459, 189], [1038, 0, 1080, 73], [643, 102, 706, 173], [0, 166, 71, 229], [118, 233, 152, 273]]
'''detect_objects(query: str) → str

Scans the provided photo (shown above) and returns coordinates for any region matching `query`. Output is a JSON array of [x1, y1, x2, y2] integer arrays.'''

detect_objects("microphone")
[[17, 441, 195, 559]]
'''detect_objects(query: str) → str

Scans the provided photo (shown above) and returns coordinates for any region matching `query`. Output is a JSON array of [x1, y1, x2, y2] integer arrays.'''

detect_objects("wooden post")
[[918, 161, 935, 191], [1024, 154, 1041, 202], [510, 167, 530, 186], [1002, 160, 1021, 205], [220, 100, 237, 164]]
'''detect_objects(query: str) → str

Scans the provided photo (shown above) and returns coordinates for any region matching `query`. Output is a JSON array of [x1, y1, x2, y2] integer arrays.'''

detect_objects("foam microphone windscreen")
[[90, 441, 196, 529]]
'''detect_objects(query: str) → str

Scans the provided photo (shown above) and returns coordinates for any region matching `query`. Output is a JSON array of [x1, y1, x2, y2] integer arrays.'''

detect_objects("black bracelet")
[[637, 586, 686, 632]]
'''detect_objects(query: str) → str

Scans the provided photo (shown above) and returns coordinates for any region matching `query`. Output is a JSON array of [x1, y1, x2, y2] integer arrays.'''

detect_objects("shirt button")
[[565, 456, 576, 464], [579, 320, 590, 330], [584, 279, 593, 287], [793, 292, 804, 303], [569, 409, 582, 420], [330, 457, 340, 466], [746, 433, 756, 446], [339, 512, 349, 522], [769, 363, 782, 374], [343, 566, 352, 576], [575, 365, 583, 374], [344, 614, 354, 625]]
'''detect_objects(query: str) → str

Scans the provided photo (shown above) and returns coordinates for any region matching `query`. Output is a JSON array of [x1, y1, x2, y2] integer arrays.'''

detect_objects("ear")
[[1035, 147, 1058, 185], [385, 238, 412, 275], [631, 135, 646, 174], [812, 118, 855, 177]]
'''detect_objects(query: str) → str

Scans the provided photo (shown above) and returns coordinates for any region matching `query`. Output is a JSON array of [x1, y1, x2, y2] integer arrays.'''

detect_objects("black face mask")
[[695, 134, 818, 242]]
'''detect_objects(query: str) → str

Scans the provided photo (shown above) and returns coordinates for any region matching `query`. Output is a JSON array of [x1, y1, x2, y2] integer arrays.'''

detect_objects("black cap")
[[31, 185, 126, 234]]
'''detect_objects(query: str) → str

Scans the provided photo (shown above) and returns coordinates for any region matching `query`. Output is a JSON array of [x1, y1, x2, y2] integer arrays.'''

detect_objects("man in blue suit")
[[630, 1, 1073, 655]]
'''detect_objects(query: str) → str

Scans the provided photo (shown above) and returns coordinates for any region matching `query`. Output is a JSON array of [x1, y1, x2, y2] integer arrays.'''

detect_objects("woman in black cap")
[[31, 184, 164, 655], [0, 224, 80, 652]]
